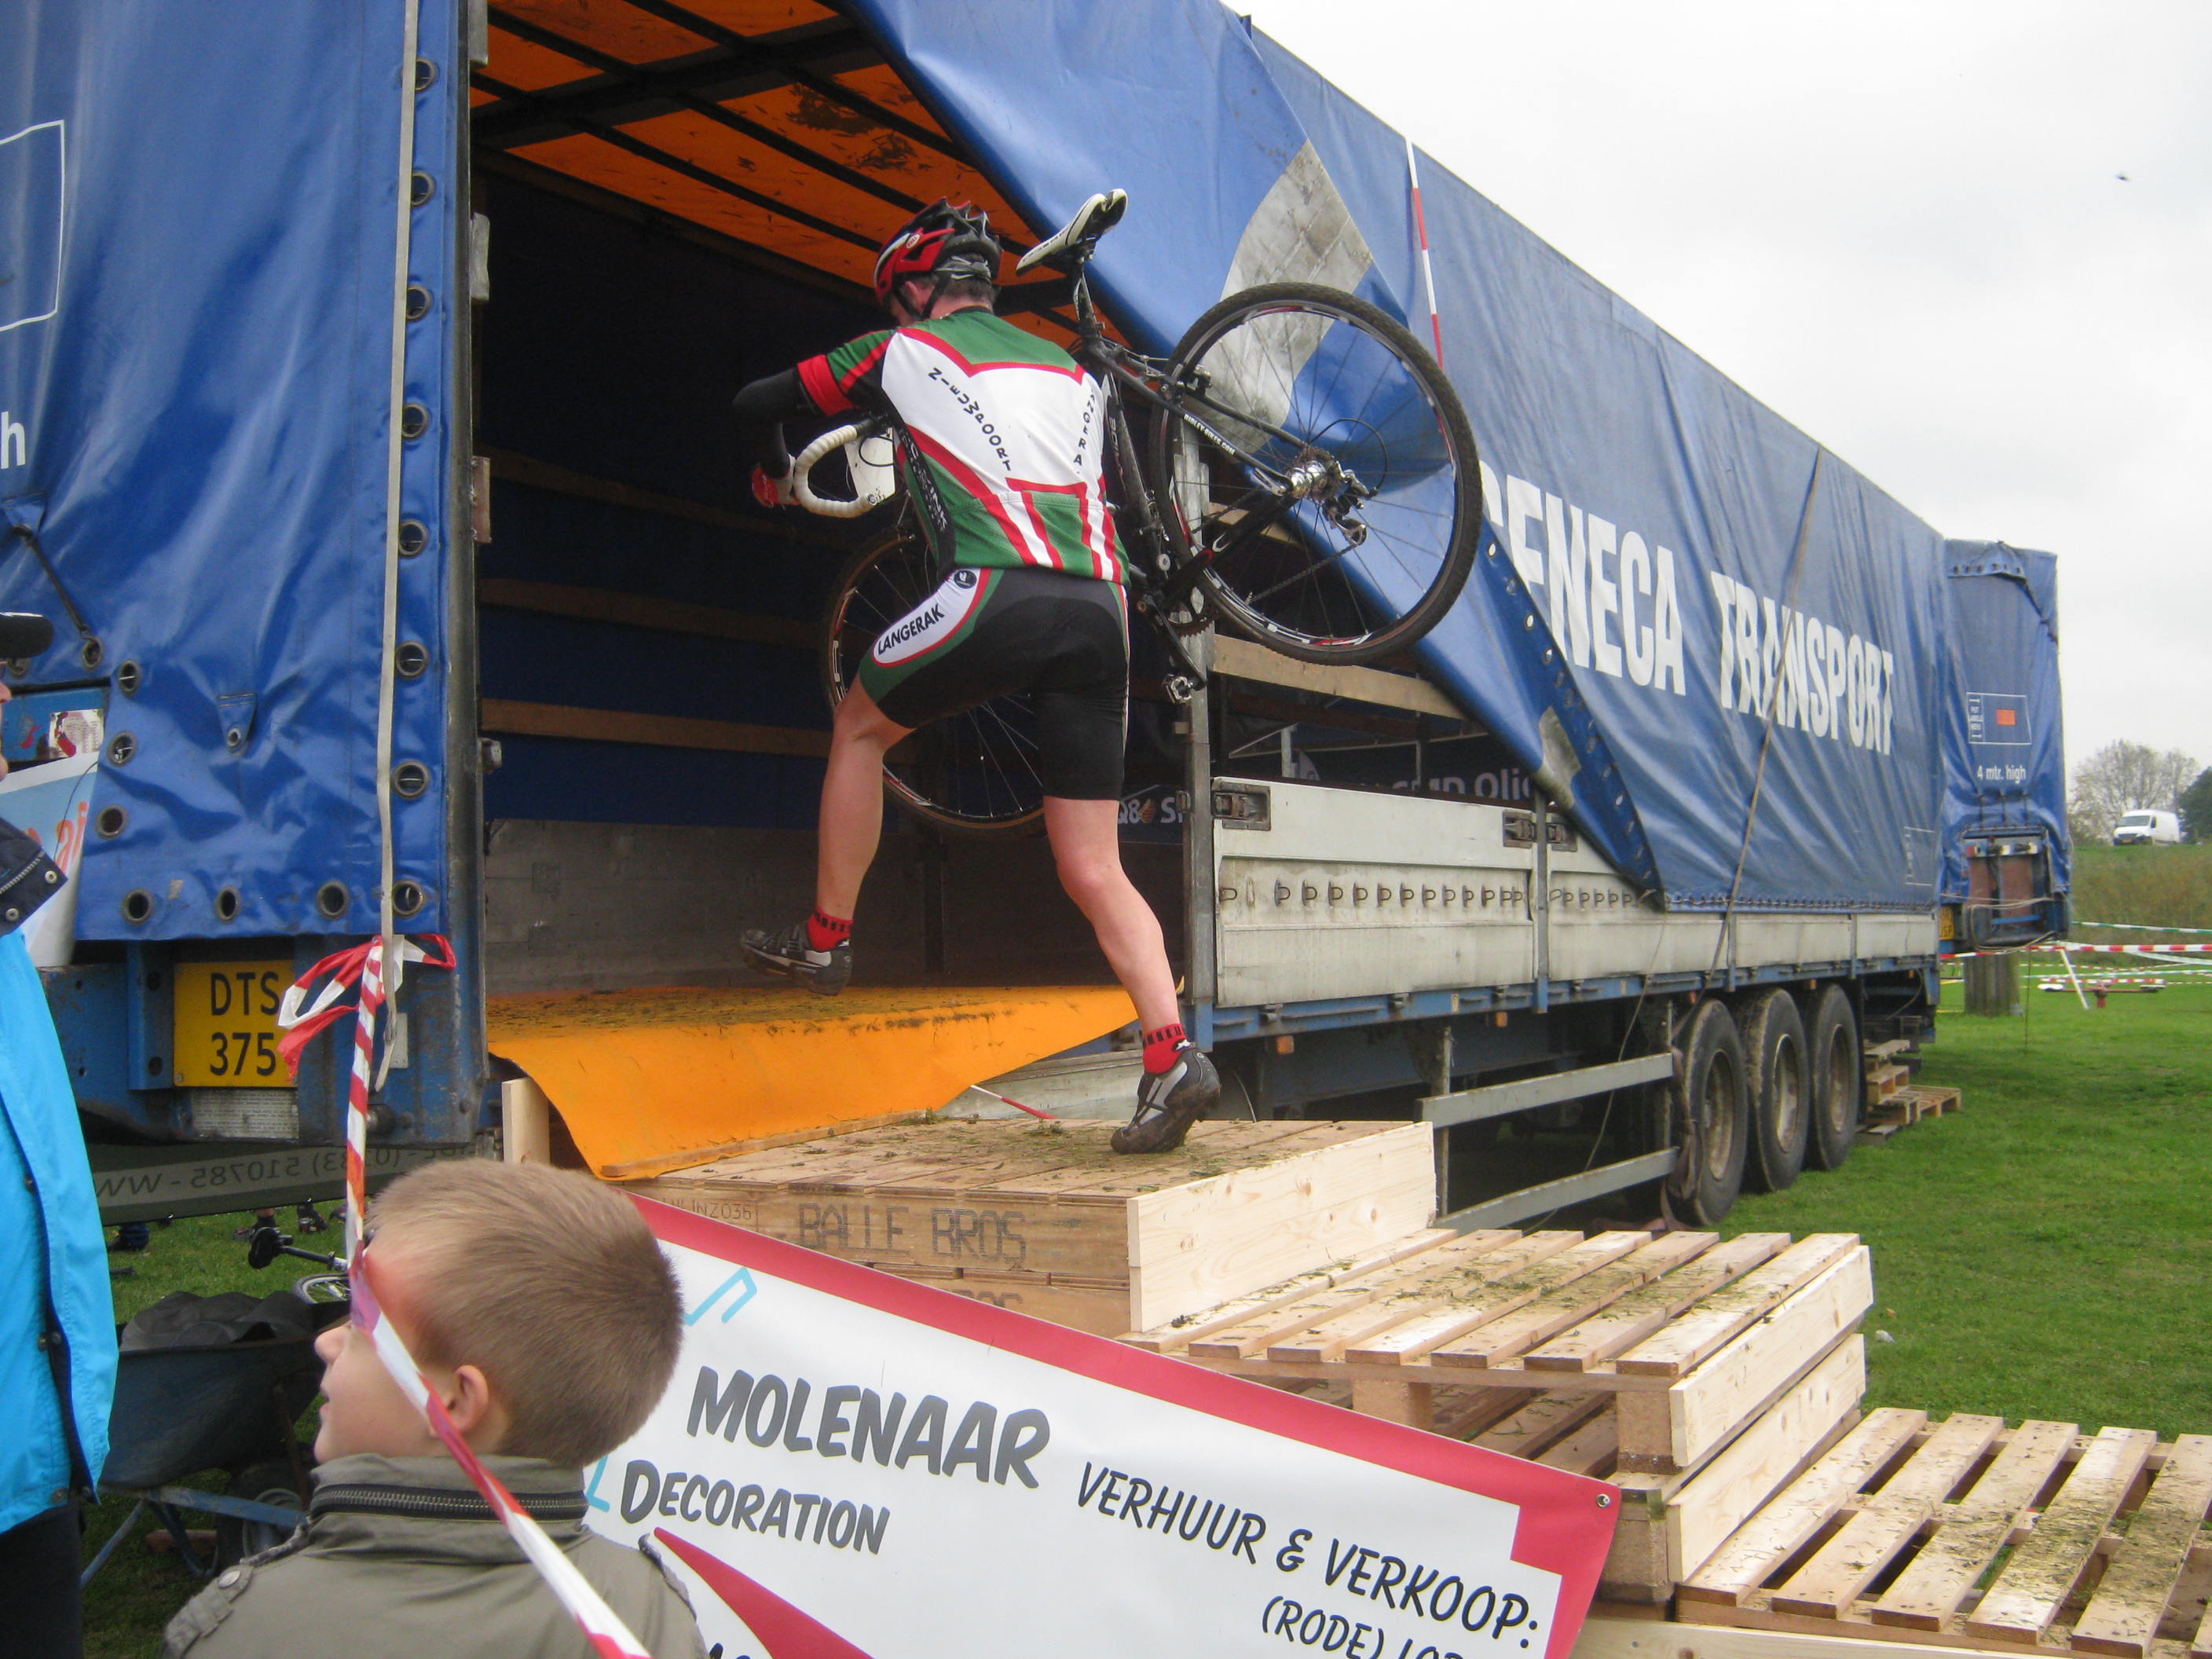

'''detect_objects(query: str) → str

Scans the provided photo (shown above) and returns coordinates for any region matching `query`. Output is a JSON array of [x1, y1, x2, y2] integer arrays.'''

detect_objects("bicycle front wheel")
[[822, 529, 1048, 838], [1152, 281, 1479, 665]]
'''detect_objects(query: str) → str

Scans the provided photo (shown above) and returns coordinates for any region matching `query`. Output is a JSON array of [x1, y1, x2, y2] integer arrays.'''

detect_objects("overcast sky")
[[1236, 1, 2211, 779]]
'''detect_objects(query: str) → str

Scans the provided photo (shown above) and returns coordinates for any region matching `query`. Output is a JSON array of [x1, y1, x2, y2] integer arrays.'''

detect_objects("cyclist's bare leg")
[[1042, 797, 1181, 1035], [817, 679, 913, 919]]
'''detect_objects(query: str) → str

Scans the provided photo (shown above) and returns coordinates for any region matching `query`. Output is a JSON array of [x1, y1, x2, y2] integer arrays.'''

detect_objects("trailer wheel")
[[1804, 983, 1860, 1172], [1738, 988, 1810, 1192], [1669, 998, 1749, 1225], [215, 1457, 306, 1567]]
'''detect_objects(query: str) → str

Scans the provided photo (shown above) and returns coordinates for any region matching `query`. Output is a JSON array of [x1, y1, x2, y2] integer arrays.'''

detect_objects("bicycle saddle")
[[1015, 189, 1128, 274]]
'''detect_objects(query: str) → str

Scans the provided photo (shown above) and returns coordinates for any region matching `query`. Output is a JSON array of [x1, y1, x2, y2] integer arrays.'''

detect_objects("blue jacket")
[[0, 928, 115, 1531]]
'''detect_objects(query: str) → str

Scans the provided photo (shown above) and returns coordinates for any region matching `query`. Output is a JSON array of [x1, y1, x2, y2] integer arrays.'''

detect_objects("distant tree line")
[[2068, 741, 2212, 843]]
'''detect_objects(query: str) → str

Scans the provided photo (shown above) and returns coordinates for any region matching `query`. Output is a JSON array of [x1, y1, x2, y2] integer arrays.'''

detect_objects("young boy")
[[164, 1162, 703, 1658]]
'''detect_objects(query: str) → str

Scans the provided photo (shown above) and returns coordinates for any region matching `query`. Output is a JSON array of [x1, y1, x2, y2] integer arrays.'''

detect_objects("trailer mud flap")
[[485, 985, 1136, 1181]]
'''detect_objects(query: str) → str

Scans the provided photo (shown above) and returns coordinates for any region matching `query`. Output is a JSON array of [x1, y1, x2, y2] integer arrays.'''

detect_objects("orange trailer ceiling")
[[471, 0, 1074, 328]]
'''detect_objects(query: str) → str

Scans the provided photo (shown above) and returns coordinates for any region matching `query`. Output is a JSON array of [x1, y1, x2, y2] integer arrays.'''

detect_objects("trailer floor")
[[485, 983, 1137, 1181]]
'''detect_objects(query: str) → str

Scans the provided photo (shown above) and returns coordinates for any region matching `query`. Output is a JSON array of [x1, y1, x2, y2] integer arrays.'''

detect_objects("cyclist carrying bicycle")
[[733, 200, 1219, 1154]]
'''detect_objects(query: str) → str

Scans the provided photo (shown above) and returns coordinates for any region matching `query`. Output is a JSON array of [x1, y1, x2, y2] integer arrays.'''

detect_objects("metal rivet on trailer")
[[81, 636, 104, 670], [392, 761, 430, 799], [1522, 614, 1536, 629], [415, 57, 438, 92], [116, 659, 143, 697], [400, 403, 430, 441], [410, 170, 435, 207], [316, 881, 350, 919], [394, 641, 429, 679], [106, 732, 136, 767], [121, 889, 155, 925], [95, 805, 127, 839], [214, 887, 240, 922], [406, 284, 433, 322], [397, 519, 429, 556], [392, 880, 429, 917]]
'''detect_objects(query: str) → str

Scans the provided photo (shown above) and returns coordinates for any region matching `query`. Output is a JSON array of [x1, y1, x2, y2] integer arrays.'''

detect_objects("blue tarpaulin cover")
[[855, 0, 1960, 911], [1937, 542, 2068, 897], [0, 1, 456, 941]]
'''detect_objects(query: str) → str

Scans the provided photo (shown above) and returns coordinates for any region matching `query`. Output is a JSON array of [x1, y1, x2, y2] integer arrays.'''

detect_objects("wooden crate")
[[1859, 1086, 1965, 1148], [631, 1118, 1436, 1331], [1677, 1415, 2212, 1659], [1122, 1228, 1873, 1603]]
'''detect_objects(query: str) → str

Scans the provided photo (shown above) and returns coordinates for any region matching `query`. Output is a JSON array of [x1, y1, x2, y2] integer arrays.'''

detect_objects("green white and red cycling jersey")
[[797, 308, 1124, 584]]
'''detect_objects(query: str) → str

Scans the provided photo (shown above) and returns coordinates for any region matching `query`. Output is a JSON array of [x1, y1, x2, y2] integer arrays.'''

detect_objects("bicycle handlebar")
[[791, 418, 893, 518]]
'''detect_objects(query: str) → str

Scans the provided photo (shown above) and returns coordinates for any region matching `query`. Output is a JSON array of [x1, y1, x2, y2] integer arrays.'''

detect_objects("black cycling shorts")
[[858, 566, 1129, 801]]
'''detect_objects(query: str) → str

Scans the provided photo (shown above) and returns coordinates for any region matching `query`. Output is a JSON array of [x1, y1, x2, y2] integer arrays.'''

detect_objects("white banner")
[[590, 1199, 1618, 1659]]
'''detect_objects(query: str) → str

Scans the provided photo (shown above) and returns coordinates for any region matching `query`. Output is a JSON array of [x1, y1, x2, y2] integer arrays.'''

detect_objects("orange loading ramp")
[[486, 983, 1137, 1181]]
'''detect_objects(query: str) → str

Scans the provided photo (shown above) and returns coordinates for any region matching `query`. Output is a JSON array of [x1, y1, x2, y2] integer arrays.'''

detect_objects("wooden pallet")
[[1858, 1086, 1965, 1147], [1123, 1228, 1873, 1602], [1678, 1414, 2212, 1658], [632, 1118, 1436, 1332]]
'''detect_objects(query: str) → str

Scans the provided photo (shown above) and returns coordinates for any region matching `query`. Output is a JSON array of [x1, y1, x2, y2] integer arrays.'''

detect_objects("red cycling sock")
[[1142, 1023, 1188, 1075], [807, 910, 852, 953]]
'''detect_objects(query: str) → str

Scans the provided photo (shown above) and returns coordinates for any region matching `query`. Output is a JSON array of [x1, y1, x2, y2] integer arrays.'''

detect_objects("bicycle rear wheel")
[[822, 529, 1048, 837], [1152, 281, 1479, 665]]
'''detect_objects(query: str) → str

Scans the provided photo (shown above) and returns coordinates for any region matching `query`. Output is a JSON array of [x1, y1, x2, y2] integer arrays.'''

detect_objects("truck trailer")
[[1, 0, 2067, 1236]]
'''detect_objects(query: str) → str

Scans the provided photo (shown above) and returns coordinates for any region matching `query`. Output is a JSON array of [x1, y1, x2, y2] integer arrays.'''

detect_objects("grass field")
[[1725, 979, 2212, 1436], [77, 968, 2212, 1653], [2069, 841, 2212, 940]]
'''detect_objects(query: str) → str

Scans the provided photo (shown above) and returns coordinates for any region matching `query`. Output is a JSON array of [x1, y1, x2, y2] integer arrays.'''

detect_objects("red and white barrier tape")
[[282, 936, 654, 1659], [1953, 942, 2212, 958], [2075, 921, 2212, 936], [1405, 138, 1445, 366]]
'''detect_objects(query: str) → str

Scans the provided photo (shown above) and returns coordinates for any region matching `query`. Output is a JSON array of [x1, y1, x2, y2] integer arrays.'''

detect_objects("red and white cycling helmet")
[[871, 200, 1001, 312]]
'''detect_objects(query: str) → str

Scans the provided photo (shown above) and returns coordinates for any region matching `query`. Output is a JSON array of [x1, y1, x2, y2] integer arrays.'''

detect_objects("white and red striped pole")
[[1406, 137, 1445, 366]]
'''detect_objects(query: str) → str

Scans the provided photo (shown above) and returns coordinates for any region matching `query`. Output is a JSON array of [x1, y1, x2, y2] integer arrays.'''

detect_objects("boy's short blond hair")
[[369, 1159, 683, 1467]]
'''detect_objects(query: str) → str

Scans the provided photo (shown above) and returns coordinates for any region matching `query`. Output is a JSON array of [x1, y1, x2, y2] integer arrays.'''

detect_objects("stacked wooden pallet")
[[1859, 1085, 1964, 1147], [1119, 1227, 1873, 1604], [629, 1118, 1436, 1335], [1865, 1038, 1916, 1108], [1676, 1413, 2212, 1657]]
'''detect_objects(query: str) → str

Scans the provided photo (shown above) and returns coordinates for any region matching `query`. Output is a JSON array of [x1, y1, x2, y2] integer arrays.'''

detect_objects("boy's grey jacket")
[[163, 1453, 709, 1659]]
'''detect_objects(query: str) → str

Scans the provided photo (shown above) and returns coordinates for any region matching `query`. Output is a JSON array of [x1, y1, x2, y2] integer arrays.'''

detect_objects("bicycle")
[[789, 189, 1481, 836]]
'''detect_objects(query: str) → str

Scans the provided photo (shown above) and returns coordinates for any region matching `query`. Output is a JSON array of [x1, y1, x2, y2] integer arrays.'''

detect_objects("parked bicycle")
[[789, 189, 1481, 834]]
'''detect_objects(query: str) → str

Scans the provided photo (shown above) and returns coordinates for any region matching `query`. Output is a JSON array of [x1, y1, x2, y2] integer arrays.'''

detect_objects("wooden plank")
[[1472, 1390, 1609, 1461], [1121, 1229, 1459, 1352], [1430, 1232, 1719, 1369], [1657, 1335, 1869, 1584], [1577, 1615, 1998, 1659], [1767, 1414, 2005, 1617], [1681, 1408, 1931, 1608], [1188, 1229, 1519, 1361], [1432, 1386, 1533, 1443], [2071, 1433, 2212, 1657], [1538, 1410, 1621, 1478], [1340, 1231, 1650, 1364], [1964, 1425, 2158, 1643], [476, 577, 816, 649], [1129, 1117, 1437, 1332], [1618, 1247, 1873, 1473], [1334, 1232, 1588, 1363], [1262, 1231, 1524, 1361], [480, 445, 844, 548], [1869, 1418, 2079, 1631], [480, 698, 830, 757], [1617, 1234, 1861, 1379], [1212, 632, 1463, 720], [1350, 1379, 1434, 1429], [1526, 1233, 1789, 1372], [501, 1076, 552, 1166]]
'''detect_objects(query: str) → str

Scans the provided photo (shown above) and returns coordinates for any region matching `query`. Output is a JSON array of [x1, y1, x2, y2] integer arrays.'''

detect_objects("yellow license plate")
[[1938, 907, 1957, 941], [173, 960, 292, 1086]]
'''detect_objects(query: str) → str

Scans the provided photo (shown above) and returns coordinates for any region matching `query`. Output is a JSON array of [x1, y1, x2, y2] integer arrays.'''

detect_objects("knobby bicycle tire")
[[820, 528, 1049, 839], [1149, 280, 1479, 665]]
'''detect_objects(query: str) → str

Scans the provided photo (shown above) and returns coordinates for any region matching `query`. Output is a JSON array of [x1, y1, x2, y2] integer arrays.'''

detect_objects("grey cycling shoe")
[[1111, 1042, 1220, 1153], [741, 920, 851, 996]]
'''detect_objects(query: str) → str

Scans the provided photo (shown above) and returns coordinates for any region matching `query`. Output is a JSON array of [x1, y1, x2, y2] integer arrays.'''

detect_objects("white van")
[[2114, 810, 2181, 845]]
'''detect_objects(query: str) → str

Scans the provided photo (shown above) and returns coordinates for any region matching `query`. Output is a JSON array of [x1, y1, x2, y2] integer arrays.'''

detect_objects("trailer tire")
[[215, 1457, 306, 1567], [1803, 982, 1860, 1172], [1738, 988, 1810, 1192], [1669, 998, 1749, 1225]]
